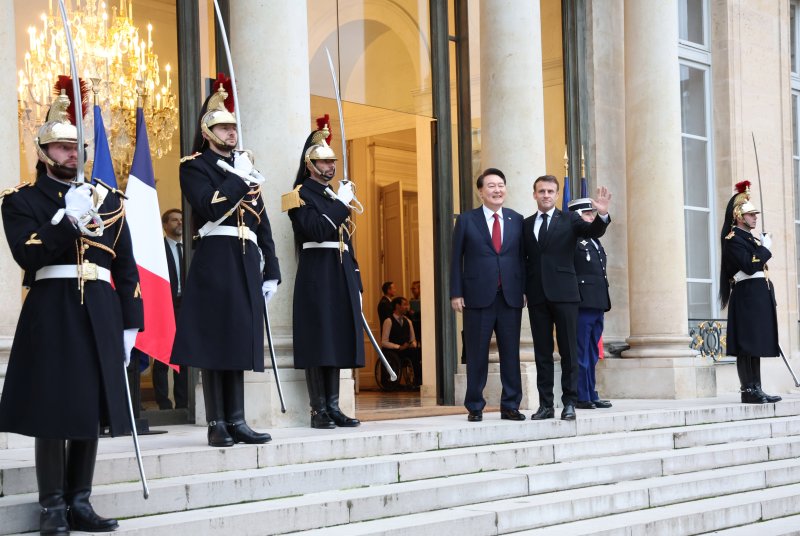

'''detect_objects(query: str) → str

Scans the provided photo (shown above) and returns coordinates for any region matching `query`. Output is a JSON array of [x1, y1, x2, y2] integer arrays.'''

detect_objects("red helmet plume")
[[53, 75, 89, 125], [211, 73, 235, 113], [316, 114, 332, 144], [735, 180, 750, 194]]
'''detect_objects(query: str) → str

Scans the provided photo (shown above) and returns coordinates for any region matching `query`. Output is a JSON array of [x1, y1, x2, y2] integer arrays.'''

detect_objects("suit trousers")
[[529, 300, 579, 407], [463, 290, 523, 412], [576, 308, 604, 402]]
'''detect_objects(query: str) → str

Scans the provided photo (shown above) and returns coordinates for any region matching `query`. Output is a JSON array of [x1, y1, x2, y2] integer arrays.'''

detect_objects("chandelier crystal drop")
[[17, 0, 177, 181]]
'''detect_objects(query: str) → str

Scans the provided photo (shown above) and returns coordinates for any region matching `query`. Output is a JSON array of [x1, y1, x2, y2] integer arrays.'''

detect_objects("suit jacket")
[[574, 237, 611, 311], [450, 206, 525, 309], [524, 208, 609, 304], [164, 237, 182, 305]]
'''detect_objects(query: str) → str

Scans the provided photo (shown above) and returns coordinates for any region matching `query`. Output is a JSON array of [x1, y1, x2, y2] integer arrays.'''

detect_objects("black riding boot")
[[750, 356, 782, 402], [306, 368, 335, 429], [738, 356, 768, 404], [65, 439, 118, 532], [203, 369, 234, 447], [223, 370, 271, 444], [36, 438, 69, 536], [324, 367, 360, 427]]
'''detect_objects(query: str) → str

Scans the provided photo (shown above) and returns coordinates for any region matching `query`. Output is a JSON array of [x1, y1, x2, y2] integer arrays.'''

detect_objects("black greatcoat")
[[289, 179, 365, 369], [170, 149, 281, 372], [0, 175, 143, 439], [722, 226, 779, 358]]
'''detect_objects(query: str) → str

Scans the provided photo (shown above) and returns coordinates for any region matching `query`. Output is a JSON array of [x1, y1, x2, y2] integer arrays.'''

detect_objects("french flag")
[[125, 107, 177, 369]]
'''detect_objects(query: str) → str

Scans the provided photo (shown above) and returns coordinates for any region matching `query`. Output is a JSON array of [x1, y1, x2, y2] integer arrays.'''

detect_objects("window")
[[679, 0, 715, 319], [790, 2, 800, 306]]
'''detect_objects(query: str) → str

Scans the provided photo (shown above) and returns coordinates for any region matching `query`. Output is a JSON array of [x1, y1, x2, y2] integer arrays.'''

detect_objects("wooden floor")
[[354, 389, 479, 421]]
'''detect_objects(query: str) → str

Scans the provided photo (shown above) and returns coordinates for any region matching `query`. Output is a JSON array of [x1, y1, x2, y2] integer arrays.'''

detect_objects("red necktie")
[[492, 213, 501, 253]]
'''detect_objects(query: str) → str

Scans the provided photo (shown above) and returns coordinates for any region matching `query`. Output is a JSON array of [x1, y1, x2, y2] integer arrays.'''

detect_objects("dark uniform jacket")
[[289, 178, 364, 369], [171, 149, 280, 372], [722, 226, 779, 358], [524, 209, 609, 304], [574, 237, 611, 312], [0, 175, 143, 439]]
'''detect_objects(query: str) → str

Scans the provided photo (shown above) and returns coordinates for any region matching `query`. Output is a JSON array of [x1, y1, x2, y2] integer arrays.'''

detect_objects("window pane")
[[682, 137, 709, 207], [680, 65, 706, 136], [793, 4, 797, 74], [685, 209, 711, 279], [687, 282, 713, 319], [679, 0, 705, 46], [794, 94, 799, 157]]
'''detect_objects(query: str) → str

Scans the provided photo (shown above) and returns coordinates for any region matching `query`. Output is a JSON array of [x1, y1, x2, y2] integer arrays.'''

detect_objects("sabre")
[[212, 0, 242, 149], [751, 132, 765, 232], [264, 301, 287, 412], [778, 345, 800, 387], [362, 313, 397, 381], [122, 365, 150, 498], [325, 48, 349, 182], [210, 1, 285, 406], [57, 0, 104, 237]]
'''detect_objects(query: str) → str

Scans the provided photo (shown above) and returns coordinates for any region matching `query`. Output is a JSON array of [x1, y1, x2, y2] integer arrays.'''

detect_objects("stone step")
[[701, 513, 800, 535]]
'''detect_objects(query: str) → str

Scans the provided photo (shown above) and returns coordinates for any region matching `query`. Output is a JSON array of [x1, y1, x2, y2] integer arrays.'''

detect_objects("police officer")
[[719, 181, 782, 404], [569, 198, 613, 410], [0, 88, 143, 534], [170, 78, 281, 446], [285, 124, 363, 429]]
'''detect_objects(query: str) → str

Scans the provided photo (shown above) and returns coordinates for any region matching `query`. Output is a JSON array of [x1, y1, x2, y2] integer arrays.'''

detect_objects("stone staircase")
[[2, 396, 800, 535]]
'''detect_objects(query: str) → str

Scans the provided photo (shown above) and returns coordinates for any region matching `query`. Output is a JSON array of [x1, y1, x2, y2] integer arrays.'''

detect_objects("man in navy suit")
[[524, 175, 611, 421], [451, 168, 526, 422], [569, 198, 613, 410], [154, 208, 188, 409]]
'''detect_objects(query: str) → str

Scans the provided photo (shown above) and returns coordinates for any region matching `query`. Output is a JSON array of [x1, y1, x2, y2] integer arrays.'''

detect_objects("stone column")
[[0, 0, 22, 449], [602, 0, 714, 398], [226, 1, 335, 428], [456, 0, 547, 409]]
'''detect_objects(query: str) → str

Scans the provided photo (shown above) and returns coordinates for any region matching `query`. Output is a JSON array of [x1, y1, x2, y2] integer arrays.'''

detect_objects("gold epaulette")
[[725, 229, 735, 239], [0, 182, 31, 199], [180, 152, 202, 163], [281, 185, 305, 212]]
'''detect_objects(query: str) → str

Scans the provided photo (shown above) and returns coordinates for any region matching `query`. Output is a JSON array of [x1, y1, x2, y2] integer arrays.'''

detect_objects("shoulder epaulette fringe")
[[281, 185, 305, 212], [0, 182, 31, 199], [180, 152, 202, 163], [725, 229, 735, 240]]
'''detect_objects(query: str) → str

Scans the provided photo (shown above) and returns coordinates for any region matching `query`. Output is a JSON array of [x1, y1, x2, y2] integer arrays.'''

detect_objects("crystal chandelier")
[[17, 0, 177, 182]]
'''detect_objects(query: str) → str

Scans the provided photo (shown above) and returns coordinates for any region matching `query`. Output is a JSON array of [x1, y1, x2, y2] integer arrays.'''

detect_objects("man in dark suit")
[[154, 208, 188, 409], [378, 281, 396, 325], [524, 175, 611, 421], [451, 168, 526, 422], [569, 198, 612, 410]]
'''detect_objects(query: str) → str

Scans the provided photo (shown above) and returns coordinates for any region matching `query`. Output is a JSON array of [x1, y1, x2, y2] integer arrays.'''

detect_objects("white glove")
[[123, 329, 138, 368], [217, 159, 258, 185], [760, 232, 772, 250], [65, 184, 94, 222], [337, 180, 355, 205], [249, 169, 266, 186], [262, 279, 278, 304], [233, 150, 254, 175]]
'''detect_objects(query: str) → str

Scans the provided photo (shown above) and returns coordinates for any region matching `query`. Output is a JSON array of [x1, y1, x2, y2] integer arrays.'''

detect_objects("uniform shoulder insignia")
[[281, 185, 305, 212], [180, 152, 202, 163], [0, 182, 31, 199]]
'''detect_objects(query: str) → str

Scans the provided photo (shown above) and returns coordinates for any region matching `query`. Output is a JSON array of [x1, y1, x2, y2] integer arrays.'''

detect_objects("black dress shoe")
[[310, 411, 336, 429], [753, 384, 782, 403], [500, 408, 526, 421], [328, 409, 361, 427], [68, 502, 119, 532], [561, 404, 576, 420], [741, 388, 769, 404], [228, 422, 272, 444], [575, 401, 596, 409], [531, 406, 555, 420], [207, 421, 235, 447], [40, 506, 69, 535], [592, 399, 613, 408], [467, 410, 483, 422]]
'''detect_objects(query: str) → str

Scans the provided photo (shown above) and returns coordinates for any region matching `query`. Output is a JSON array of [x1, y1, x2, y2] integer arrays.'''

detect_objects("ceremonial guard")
[[719, 181, 782, 404], [171, 76, 281, 446], [284, 122, 363, 429], [569, 198, 612, 410], [0, 84, 142, 534]]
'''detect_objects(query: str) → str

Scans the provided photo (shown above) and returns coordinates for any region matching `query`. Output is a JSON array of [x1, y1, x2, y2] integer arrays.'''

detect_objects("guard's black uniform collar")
[[35, 173, 72, 205]]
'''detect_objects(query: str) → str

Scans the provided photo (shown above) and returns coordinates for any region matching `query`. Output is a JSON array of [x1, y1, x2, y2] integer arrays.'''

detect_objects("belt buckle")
[[80, 261, 98, 281]]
